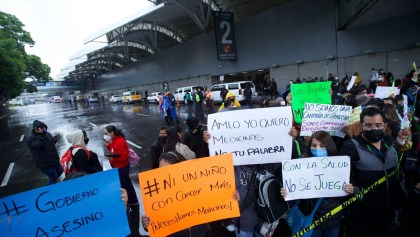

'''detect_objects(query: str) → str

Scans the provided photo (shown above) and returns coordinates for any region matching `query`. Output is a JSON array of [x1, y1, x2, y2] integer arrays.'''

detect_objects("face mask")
[[158, 136, 168, 144], [363, 129, 384, 142], [84, 138, 90, 145], [193, 125, 202, 134], [311, 148, 328, 157], [103, 134, 112, 142]]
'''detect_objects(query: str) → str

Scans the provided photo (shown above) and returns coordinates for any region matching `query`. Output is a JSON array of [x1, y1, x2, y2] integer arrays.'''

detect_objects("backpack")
[[128, 148, 140, 165], [255, 170, 289, 223], [61, 145, 90, 175], [286, 198, 323, 237]]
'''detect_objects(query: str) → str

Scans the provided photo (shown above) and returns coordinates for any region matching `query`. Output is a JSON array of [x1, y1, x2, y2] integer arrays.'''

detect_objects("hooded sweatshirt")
[[218, 91, 241, 111], [27, 120, 59, 169], [65, 130, 102, 174]]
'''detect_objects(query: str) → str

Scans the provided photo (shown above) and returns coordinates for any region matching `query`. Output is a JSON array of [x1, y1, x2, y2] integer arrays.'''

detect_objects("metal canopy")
[[62, 0, 288, 82]]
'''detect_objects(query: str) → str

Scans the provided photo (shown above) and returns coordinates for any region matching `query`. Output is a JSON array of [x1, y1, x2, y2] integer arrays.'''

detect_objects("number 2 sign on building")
[[213, 11, 238, 61]]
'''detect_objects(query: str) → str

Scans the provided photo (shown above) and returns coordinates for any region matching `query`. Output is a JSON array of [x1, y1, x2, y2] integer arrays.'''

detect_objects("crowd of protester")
[[25, 66, 419, 237], [142, 67, 419, 237]]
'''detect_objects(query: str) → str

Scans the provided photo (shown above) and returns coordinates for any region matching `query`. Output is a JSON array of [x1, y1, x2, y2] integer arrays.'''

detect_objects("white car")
[[210, 81, 256, 103], [89, 97, 99, 102], [147, 92, 163, 103], [109, 95, 122, 103]]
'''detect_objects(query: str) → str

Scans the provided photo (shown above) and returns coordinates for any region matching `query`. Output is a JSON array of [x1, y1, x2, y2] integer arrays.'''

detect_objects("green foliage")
[[25, 83, 38, 93], [0, 38, 26, 99], [0, 11, 50, 100], [26, 54, 51, 83]]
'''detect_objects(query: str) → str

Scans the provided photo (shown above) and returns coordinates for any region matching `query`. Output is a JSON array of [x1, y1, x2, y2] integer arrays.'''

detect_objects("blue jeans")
[[41, 164, 63, 185], [311, 227, 340, 237]]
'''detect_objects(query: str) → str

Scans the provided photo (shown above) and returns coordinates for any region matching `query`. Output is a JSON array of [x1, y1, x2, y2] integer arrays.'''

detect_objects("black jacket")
[[339, 135, 406, 230], [182, 128, 209, 158], [27, 131, 60, 169]]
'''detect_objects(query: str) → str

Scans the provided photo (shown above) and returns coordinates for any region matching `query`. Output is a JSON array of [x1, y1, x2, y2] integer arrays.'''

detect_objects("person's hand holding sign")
[[203, 131, 211, 143]]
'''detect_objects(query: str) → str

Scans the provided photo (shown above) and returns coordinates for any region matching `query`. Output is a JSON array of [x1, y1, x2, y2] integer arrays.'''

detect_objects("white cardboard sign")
[[282, 156, 351, 201], [300, 103, 352, 138], [374, 86, 400, 98], [207, 107, 293, 166]]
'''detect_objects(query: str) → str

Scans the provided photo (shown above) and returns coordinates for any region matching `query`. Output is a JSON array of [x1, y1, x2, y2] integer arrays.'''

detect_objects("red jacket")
[[106, 136, 129, 168]]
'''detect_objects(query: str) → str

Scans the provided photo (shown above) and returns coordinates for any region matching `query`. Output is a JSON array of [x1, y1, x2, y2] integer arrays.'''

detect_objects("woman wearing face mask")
[[104, 125, 141, 237], [281, 131, 354, 237]]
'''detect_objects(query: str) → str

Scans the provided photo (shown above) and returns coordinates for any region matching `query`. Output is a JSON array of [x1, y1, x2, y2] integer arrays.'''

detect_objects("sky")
[[0, 0, 154, 80]]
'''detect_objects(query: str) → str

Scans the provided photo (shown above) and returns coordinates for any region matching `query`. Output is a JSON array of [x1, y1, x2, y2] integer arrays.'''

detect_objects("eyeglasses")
[[362, 123, 385, 130]]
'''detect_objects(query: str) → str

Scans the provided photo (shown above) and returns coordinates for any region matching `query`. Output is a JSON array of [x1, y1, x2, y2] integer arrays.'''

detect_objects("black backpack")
[[255, 170, 289, 223]]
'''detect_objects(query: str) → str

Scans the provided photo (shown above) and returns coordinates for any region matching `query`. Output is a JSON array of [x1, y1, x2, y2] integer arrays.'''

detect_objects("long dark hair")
[[305, 131, 337, 157], [105, 125, 125, 139], [383, 104, 400, 125], [163, 126, 182, 152], [159, 151, 186, 165]]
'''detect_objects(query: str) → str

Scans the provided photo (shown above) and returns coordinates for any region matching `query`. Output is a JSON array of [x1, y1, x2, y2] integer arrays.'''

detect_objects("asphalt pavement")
[[0, 100, 214, 235]]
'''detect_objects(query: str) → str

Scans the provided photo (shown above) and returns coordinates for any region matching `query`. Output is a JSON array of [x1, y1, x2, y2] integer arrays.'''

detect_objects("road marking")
[[1, 163, 15, 187], [137, 114, 150, 117], [407, 158, 417, 162], [19, 135, 24, 142], [29, 112, 48, 116], [89, 122, 98, 127], [0, 113, 11, 119], [127, 140, 142, 149]]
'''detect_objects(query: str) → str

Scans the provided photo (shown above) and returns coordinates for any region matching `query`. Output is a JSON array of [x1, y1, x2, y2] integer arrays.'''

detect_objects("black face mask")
[[193, 125, 202, 134], [159, 136, 168, 144], [363, 129, 384, 143], [82, 130, 89, 145]]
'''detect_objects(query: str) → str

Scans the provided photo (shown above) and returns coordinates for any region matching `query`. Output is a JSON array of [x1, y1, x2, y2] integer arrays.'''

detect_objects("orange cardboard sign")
[[139, 153, 240, 237]]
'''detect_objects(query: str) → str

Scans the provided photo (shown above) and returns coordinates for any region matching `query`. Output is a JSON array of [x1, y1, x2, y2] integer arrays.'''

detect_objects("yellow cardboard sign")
[[139, 153, 239, 237]]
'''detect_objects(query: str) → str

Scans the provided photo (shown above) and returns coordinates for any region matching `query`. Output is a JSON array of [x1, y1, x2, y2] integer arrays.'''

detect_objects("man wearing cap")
[[27, 120, 63, 185]]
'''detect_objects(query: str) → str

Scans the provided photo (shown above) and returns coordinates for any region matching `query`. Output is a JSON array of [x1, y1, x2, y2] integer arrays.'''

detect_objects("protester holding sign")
[[141, 151, 214, 237], [281, 131, 354, 237], [104, 125, 140, 237], [339, 107, 411, 237], [141, 151, 240, 237]]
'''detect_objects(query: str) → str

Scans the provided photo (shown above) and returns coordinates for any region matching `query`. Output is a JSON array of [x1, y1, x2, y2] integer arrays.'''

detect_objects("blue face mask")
[[311, 148, 328, 157]]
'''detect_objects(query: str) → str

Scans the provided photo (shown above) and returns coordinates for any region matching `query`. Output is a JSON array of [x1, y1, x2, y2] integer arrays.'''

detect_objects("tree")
[[0, 11, 50, 101], [26, 54, 51, 83]]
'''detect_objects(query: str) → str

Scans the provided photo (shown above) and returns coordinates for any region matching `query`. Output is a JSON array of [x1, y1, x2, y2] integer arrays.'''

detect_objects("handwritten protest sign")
[[374, 86, 400, 98], [282, 156, 350, 201], [300, 103, 351, 138], [139, 154, 239, 237], [349, 106, 362, 125], [0, 169, 129, 237], [207, 107, 293, 165], [291, 81, 332, 123]]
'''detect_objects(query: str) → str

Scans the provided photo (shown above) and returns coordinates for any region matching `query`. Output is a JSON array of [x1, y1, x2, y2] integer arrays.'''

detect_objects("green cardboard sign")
[[291, 81, 332, 123]]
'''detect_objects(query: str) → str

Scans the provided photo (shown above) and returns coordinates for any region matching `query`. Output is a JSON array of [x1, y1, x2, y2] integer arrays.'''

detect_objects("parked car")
[[49, 96, 64, 103], [109, 95, 122, 103], [210, 81, 256, 103], [147, 92, 163, 103], [173, 85, 205, 104], [122, 91, 142, 104], [89, 97, 99, 102]]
